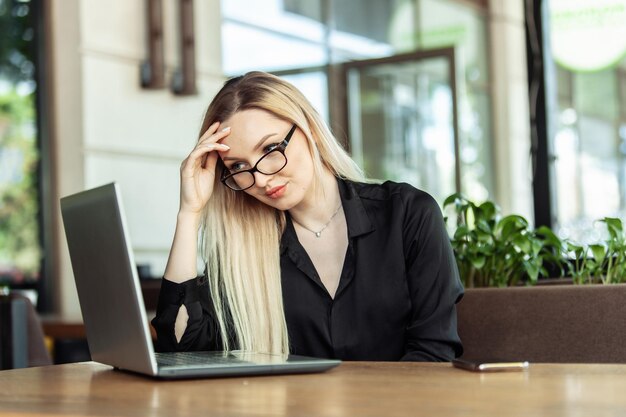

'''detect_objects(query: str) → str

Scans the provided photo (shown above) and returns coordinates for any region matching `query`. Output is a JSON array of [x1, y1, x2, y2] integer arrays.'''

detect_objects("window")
[[544, 0, 626, 244], [0, 0, 41, 291], [220, 0, 493, 204], [416, 0, 493, 201], [221, 0, 326, 75]]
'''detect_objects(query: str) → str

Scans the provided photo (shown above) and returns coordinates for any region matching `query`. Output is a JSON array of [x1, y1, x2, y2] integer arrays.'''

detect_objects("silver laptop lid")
[[61, 183, 158, 375]]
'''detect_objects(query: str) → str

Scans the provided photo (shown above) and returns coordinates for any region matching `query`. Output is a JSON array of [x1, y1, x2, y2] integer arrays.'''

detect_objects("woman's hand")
[[178, 121, 231, 216]]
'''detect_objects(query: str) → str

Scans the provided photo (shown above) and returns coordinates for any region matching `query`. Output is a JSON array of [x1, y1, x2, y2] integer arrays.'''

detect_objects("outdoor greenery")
[[0, 0, 40, 283], [0, 90, 40, 282], [444, 194, 626, 287], [0, 0, 36, 84]]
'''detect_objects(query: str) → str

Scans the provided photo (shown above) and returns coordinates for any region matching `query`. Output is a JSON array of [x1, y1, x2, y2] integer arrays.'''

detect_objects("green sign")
[[550, 0, 626, 72]]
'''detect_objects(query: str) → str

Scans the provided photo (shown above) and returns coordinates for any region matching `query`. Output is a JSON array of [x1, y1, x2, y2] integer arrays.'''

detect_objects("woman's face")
[[219, 109, 315, 211]]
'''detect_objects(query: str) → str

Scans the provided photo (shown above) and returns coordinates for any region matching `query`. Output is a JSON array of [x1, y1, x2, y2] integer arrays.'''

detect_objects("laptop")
[[60, 182, 341, 379]]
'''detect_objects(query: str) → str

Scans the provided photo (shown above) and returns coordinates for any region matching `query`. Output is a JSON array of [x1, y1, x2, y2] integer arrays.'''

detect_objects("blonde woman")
[[151, 71, 464, 361]]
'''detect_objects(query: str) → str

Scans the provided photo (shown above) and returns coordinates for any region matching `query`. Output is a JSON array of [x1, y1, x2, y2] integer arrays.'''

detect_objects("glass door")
[[343, 48, 460, 204]]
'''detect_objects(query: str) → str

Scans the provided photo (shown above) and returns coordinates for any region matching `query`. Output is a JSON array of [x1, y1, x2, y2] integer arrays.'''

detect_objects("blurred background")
[[1, 0, 625, 317]]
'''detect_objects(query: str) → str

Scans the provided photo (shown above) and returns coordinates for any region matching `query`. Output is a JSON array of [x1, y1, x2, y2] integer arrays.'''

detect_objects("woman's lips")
[[266, 184, 287, 199]]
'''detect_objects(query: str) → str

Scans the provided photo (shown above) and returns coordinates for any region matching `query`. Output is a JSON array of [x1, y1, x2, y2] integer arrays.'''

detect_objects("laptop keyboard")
[[155, 351, 249, 368]]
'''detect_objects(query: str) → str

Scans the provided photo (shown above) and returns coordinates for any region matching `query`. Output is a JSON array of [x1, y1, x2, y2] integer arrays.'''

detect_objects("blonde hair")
[[199, 71, 365, 354]]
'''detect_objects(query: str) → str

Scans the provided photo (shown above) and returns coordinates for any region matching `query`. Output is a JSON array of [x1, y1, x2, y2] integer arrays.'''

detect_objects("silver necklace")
[[293, 204, 342, 238]]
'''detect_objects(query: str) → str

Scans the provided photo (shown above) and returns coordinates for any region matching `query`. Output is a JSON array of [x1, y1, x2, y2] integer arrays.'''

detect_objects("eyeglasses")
[[220, 124, 297, 191]]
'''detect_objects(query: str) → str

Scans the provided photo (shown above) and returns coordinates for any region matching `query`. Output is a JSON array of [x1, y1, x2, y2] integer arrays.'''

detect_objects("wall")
[[48, 0, 224, 316]]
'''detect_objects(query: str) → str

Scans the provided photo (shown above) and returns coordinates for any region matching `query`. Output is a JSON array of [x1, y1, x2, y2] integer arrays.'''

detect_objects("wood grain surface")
[[1, 361, 626, 416]]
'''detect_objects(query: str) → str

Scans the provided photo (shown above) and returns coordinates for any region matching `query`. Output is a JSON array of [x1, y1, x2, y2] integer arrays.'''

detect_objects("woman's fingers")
[[198, 121, 221, 142], [181, 123, 232, 172], [197, 143, 227, 170], [181, 141, 230, 177], [198, 124, 231, 146], [194, 142, 230, 154], [187, 143, 229, 167]]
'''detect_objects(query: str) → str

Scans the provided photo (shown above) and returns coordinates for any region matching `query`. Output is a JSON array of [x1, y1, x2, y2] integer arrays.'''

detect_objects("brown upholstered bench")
[[457, 284, 626, 363]]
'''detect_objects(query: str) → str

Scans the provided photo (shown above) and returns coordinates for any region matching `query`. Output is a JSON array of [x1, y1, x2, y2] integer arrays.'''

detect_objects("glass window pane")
[[222, 0, 325, 42], [0, 1, 41, 285], [280, 71, 329, 123], [418, 0, 489, 85], [222, 22, 326, 75], [347, 58, 457, 205], [621, 69, 626, 119], [574, 70, 618, 121], [417, 0, 493, 201], [547, 1, 626, 244], [329, 0, 416, 59], [553, 115, 623, 243], [460, 91, 493, 202]]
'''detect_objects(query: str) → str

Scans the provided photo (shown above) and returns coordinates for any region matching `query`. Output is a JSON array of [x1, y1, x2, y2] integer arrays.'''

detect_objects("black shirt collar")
[[337, 178, 375, 238]]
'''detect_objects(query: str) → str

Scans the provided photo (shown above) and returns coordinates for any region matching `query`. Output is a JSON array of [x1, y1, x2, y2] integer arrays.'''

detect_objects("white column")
[[48, 0, 85, 316], [489, 0, 534, 221]]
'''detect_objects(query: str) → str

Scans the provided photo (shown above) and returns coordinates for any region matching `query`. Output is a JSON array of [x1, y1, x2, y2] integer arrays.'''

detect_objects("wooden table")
[[1, 361, 626, 416]]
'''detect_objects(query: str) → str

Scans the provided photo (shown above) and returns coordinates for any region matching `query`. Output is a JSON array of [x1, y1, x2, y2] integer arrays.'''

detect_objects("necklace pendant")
[[315, 232, 322, 238]]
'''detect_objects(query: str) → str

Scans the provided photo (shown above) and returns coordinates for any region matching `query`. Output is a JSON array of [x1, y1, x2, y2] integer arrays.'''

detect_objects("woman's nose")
[[253, 171, 271, 188]]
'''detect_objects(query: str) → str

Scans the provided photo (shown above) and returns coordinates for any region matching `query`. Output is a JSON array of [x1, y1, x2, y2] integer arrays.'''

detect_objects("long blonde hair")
[[199, 71, 365, 354]]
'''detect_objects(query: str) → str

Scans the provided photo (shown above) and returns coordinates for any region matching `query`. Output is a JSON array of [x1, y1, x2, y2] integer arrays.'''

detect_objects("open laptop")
[[60, 182, 340, 379]]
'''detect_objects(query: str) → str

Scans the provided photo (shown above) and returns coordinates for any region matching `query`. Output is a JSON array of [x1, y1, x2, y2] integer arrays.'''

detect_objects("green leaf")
[[453, 225, 470, 240], [603, 217, 623, 232], [536, 225, 562, 247], [525, 262, 540, 282], [512, 235, 532, 253], [503, 215, 528, 228], [566, 242, 582, 251], [475, 231, 493, 244], [531, 239, 543, 256], [602, 217, 623, 241], [476, 219, 492, 234], [499, 220, 520, 241], [589, 244, 606, 264], [443, 193, 461, 208], [465, 206, 476, 230], [470, 256, 486, 269], [478, 201, 497, 221], [498, 215, 528, 240]]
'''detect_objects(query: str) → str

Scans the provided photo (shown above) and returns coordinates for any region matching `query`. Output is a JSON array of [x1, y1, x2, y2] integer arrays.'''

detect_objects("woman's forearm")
[[163, 211, 203, 283]]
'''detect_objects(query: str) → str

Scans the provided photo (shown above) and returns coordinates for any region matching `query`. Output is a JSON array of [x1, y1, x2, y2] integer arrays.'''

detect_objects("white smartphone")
[[452, 358, 530, 372]]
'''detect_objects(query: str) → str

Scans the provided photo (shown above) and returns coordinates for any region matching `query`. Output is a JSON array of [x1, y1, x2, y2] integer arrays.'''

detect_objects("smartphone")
[[452, 358, 529, 372]]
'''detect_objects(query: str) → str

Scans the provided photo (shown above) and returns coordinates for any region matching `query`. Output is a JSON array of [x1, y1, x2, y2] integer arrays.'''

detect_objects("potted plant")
[[446, 195, 626, 363], [443, 193, 564, 288], [566, 218, 626, 284]]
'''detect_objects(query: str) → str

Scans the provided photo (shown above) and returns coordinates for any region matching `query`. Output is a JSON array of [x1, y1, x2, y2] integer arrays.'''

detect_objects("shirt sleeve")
[[400, 190, 464, 362], [150, 275, 223, 352]]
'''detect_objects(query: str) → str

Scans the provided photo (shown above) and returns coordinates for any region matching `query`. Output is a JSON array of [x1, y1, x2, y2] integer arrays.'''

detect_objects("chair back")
[[0, 294, 52, 369]]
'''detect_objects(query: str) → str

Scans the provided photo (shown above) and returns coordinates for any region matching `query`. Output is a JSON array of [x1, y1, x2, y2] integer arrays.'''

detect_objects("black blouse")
[[151, 179, 464, 361]]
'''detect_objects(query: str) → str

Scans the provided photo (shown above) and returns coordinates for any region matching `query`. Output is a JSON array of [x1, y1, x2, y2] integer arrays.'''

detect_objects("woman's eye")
[[263, 143, 280, 153], [230, 162, 248, 172], [263, 143, 281, 153]]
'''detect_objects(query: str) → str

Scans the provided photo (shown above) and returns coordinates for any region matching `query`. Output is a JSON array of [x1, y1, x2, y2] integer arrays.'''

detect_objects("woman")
[[151, 71, 464, 361]]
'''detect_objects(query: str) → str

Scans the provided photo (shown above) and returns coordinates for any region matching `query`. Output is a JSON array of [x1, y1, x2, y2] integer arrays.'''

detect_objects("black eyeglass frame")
[[220, 124, 297, 191]]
